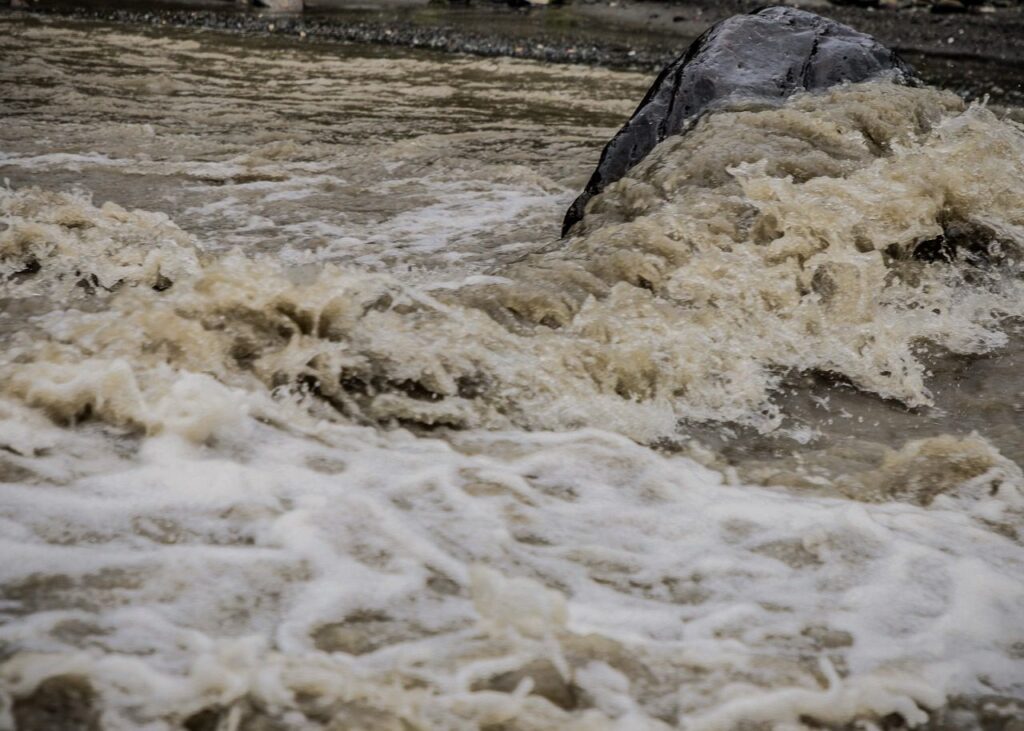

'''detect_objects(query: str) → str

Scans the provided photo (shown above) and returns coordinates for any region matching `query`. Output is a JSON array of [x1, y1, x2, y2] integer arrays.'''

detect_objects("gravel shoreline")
[[4, 0, 1024, 104], [12, 4, 665, 67]]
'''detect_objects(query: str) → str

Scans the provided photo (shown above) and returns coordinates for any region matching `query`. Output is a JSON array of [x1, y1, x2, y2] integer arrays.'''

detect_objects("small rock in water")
[[254, 0, 303, 11], [12, 675, 101, 731], [472, 658, 579, 710], [932, 0, 968, 12]]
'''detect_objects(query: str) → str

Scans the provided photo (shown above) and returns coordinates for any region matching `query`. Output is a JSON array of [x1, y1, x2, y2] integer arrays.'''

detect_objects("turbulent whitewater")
[[1, 15, 1023, 731]]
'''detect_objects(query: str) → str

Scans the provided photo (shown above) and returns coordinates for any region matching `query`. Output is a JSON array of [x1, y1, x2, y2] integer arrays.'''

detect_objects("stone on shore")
[[253, 0, 304, 11]]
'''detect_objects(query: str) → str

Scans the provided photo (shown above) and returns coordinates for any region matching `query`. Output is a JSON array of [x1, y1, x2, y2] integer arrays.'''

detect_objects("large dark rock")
[[562, 6, 917, 236]]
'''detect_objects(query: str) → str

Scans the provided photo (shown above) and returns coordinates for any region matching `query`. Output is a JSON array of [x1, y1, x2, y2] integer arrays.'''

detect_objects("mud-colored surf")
[[1, 15, 1022, 731]]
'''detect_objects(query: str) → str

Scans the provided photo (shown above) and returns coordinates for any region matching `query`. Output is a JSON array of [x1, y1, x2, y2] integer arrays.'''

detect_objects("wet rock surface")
[[182, 700, 289, 731], [252, 0, 303, 10], [561, 6, 916, 235], [11, 675, 101, 731], [471, 658, 581, 710]]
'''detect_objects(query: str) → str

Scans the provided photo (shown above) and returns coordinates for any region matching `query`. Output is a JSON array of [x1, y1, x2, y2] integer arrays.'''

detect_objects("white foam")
[[2, 19, 1023, 730], [1, 416, 1021, 728]]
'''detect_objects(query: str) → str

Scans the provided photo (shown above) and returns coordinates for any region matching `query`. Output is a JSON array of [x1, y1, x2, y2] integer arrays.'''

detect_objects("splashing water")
[[1, 16, 1023, 731]]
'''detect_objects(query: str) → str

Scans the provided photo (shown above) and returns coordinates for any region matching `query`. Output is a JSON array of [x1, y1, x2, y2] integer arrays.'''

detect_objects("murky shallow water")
[[1, 15, 1023, 731]]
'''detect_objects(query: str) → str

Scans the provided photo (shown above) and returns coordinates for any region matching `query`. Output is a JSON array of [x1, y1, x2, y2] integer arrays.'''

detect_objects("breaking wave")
[[1, 20, 1023, 731], [4, 84, 1024, 442]]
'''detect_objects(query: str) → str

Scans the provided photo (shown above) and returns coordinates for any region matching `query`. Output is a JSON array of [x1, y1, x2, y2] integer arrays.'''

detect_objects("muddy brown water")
[[0, 14, 1022, 731]]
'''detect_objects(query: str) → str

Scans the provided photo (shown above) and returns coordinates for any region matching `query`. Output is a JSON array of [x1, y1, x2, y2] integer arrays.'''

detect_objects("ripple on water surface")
[[0, 15, 1023, 731]]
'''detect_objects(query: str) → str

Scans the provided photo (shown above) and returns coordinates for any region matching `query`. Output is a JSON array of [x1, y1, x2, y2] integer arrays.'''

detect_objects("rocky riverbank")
[[3, 0, 1023, 105]]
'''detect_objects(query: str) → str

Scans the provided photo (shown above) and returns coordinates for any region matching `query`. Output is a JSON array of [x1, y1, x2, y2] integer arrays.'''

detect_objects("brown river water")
[[0, 14, 1023, 731]]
